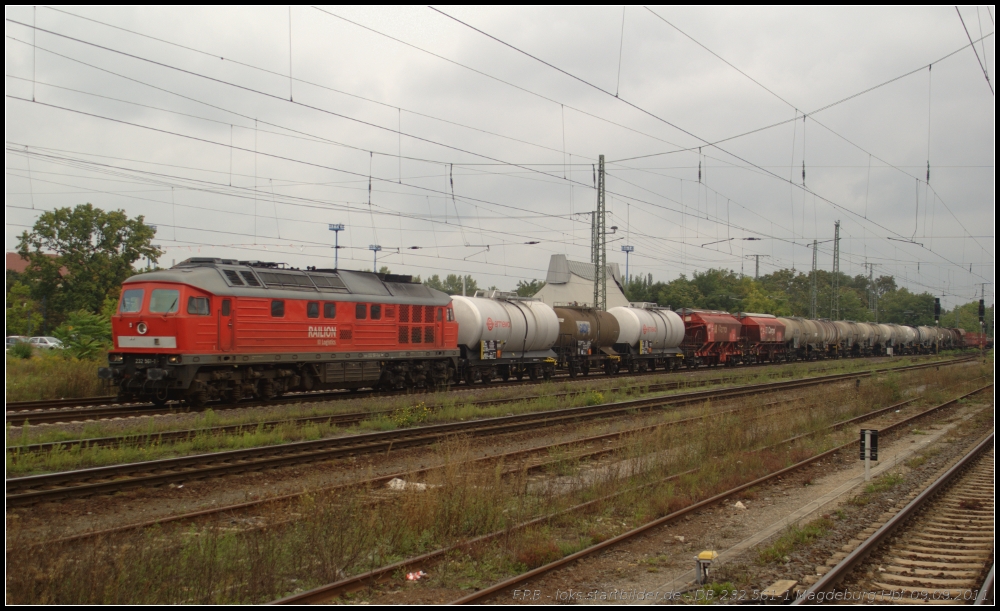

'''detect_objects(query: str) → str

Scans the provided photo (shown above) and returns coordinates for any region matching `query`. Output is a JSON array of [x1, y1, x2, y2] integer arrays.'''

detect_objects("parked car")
[[27, 336, 64, 350], [6, 336, 28, 351]]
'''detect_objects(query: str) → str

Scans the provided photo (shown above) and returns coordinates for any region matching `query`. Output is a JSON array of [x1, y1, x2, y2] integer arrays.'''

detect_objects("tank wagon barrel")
[[607, 303, 685, 374], [451, 291, 559, 382]]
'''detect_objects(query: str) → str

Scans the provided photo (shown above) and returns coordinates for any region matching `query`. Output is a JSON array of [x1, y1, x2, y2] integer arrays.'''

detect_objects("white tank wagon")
[[833, 320, 862, 356], [814, 319, 840, 357], [915, 326, 937, 352], [608, 303, 685, 373], [451, 292, 559, 382], [777, 317, 826, 360]]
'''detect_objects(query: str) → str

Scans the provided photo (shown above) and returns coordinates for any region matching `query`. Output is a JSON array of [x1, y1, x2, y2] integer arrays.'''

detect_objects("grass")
[[756, 518, 834, 564], [13, 354, 971, 476], [5, 357, 989, 603], [5, 351, 109, 401], [864, 472, 905, 494]]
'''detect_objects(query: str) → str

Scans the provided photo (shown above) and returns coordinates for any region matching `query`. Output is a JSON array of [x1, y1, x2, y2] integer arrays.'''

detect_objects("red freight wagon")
[[101, 258, 460, 405], [676, 308, 743, 367], [736, 313, 786, 364]]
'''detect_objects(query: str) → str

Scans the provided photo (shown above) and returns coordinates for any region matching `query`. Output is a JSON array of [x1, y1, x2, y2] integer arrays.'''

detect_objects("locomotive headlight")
[[109, 353, 124, 363], [167, 355, 181, 364], [137, 322, 148, 335]]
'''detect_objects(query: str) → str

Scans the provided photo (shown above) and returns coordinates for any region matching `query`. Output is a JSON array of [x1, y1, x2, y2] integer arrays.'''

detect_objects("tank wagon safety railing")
[[269, 380, 993, 605], [4, 358, 972, 507], [793, 431, 995, 605]]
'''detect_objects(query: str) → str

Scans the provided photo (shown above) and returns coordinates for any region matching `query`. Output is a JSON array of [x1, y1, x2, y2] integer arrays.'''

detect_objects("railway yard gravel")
[[355, 389, 992, 604]]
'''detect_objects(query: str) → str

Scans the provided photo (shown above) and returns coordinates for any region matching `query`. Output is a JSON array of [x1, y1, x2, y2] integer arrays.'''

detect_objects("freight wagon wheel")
[[627, 360, 636, 374], [528, 366, 539, 381], [568, 363, 578, 378], [515, 368, 524, 381], [500, 366, 510, 382], [542, 367, 553, 381]]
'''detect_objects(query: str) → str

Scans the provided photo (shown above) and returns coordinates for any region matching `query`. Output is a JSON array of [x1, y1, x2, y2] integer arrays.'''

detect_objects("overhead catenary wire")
[[956, 6, 994, 94], [6, 10, 991, 299]]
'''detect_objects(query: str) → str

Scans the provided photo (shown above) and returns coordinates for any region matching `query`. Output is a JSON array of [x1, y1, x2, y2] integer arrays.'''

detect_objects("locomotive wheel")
[[187, 390, 208, 407], [151, 387, 169, 407]]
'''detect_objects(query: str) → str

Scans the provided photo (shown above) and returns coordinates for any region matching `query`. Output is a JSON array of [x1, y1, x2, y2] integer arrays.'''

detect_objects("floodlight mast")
[[328, 224, 345, 269]]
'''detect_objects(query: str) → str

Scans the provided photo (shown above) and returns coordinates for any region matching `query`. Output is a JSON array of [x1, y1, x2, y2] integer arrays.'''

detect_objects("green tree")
[[657, 275, 703, 310], [424, 274, 478, 295], [16, 204, 159, 329], [515, 279, 545, 297], [5, 281, 43, 336]]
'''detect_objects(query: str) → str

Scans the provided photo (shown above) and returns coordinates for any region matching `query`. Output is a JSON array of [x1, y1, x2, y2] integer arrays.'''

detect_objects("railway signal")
[[860, 429, 879, 481]]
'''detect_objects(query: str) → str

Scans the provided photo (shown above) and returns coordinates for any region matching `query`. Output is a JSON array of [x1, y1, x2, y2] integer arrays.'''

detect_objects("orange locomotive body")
[[101, 258, 460, 405]]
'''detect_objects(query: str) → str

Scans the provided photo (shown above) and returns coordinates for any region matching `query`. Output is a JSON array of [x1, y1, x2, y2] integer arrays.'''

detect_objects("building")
[[533, 254, 629, 308]]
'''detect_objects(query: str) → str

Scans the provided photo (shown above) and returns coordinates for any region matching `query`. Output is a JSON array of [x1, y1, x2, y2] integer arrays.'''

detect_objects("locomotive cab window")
[[437, 308, 443, 321], [356, 304, 367, 320], [307, 302, 319, 319], [120, 289, 144, 313], [149, 289, 180, 313], [446, 307, 455, 322], [187, 296, 210, 315], [323, 303, 336, 319], [271, 300, 285, 317], [371, 304, 382, 320]]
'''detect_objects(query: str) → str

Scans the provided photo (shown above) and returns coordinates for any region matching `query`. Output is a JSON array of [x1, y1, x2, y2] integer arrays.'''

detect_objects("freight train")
[[99, 258, 989, 406]]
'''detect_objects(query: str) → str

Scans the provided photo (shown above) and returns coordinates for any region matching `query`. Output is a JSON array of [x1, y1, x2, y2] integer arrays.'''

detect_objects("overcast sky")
[[5, 6, 995, 308]]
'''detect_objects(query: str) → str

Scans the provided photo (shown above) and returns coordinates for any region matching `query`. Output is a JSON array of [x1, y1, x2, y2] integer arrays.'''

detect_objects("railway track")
[[18, 391, 812, 549], [5, 354, 955, 426], [5, 361, 956, 506], [795, 434, 994, 605], [270, 382, 993, 604], [7, 359, 886, 452]]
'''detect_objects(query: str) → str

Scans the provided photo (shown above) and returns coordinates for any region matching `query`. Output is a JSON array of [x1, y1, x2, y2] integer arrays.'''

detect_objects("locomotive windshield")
[[120, 289, 144, 313], [149, 289, 180, 313]]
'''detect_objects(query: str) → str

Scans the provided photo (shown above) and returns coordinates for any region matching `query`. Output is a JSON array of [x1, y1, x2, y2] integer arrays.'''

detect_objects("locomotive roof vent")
[[175, 257, 238, 267]]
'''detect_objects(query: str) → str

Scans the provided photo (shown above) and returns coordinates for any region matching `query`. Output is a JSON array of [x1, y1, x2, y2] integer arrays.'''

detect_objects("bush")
[[7, 341, 34, 360], [6, 351, 108, 401]]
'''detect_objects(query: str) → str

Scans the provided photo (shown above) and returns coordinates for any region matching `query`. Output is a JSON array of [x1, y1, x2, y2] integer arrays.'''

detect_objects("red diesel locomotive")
[[100, 258, 460, 405]]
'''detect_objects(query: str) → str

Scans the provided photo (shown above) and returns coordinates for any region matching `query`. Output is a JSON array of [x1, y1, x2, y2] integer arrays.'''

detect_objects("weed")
[[865, 472, 904, 494], [515, 535, 561, 569], [756, 518, 833, 564]]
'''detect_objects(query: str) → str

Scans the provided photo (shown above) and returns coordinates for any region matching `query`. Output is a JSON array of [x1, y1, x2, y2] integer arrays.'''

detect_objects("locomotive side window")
[[120, 289, 144, 313], [323, 303, 336, 319], [307, 302, 319, 318], [356, 303, 367, 320], [149, 289, 180, 313], [371, 304, 382, 320], [221, 299, 231, 316], [271, 300, 285, 317], [187, 296, 210, 315]]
